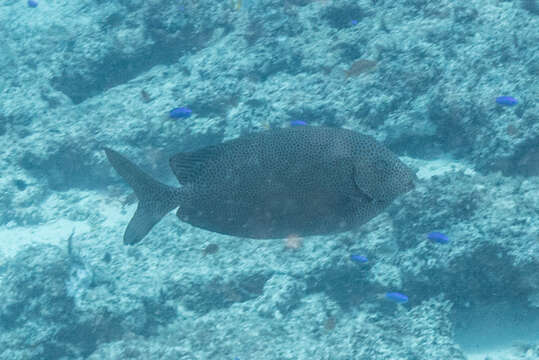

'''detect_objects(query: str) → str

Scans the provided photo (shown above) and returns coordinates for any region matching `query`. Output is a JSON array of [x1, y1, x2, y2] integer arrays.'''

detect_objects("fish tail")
[[104, 148, 180, 245]]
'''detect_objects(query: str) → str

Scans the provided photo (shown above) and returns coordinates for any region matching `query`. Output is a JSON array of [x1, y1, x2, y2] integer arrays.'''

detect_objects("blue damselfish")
[[169, 107, 192, 118], [427, 231, 450, 244], [495, 96, 518, 106], [290, 120, 307, 126], [386, 292, 408, 303], [350, 254, 368, 263]]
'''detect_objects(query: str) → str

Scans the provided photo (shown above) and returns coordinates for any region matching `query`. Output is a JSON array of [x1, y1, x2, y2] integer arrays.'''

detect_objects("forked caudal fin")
[[104, 148, 180, 245]]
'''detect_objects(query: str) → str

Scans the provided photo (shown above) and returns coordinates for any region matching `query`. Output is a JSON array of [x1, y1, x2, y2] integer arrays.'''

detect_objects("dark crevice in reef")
[[20, 143, 109, 191], [322, 4, 368, 29], [452, 299, 539, 354], [51, 12, 228, 105], [403, 244, 531, 308], [506, 138, 539, 177], [51, 39, 201, 105]]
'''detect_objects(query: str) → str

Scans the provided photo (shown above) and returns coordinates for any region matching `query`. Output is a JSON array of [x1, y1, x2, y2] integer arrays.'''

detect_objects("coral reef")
[[0, 0, 537, 358]]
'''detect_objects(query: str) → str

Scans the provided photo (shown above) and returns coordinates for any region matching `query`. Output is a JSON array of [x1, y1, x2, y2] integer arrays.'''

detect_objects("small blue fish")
[[427, 231, 450, 244], [169, 107, 192, 118], [385, 292, 408, 304], [495, 96, 518, 106], [350, 20, 359, 25], [350, 254, 368, 263], [27, 0, 38, 7], [290, 120, 307, 126]]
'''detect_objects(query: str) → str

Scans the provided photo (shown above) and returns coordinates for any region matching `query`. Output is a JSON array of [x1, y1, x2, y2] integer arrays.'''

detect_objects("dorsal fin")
[[169, 145, 223, 184]]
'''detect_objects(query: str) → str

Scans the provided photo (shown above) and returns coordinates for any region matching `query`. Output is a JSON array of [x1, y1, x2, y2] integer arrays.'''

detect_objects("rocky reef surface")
[[0, 0, 537, 359]]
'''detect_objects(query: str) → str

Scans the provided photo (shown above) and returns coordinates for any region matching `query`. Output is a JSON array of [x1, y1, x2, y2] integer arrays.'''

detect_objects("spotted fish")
[[105, 126, 416, 245]]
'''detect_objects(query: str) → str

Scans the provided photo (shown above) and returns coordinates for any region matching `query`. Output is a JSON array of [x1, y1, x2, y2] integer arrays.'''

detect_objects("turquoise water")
[[0, 0, 537, 359]]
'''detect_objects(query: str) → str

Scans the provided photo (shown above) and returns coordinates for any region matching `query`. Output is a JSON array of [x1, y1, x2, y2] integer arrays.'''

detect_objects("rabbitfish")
[[105, 127, 416, 244]]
